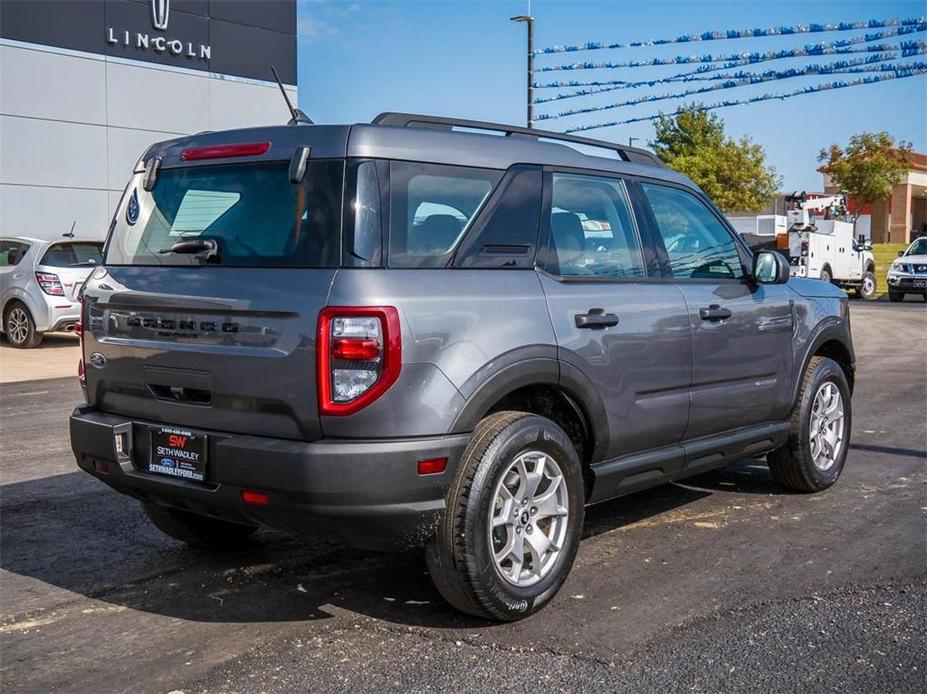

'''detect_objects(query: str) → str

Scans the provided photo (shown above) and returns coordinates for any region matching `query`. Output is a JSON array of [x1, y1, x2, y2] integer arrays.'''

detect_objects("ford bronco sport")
[[71, 113, 855, 621]]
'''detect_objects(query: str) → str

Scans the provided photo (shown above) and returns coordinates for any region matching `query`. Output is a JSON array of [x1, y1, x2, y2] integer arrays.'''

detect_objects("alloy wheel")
[[7, 308, 29, 345], [809, 381, 845, 471], [489, 450, 570, 587]]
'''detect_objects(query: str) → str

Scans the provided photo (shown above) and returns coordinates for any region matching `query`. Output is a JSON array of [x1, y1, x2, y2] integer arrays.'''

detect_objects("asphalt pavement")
[[1, 302, 924, 693]]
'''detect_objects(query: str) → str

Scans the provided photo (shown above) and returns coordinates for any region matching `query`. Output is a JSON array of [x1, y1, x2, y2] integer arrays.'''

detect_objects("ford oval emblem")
[[126, 188, 140, 226], [88, 352, 108, 369]]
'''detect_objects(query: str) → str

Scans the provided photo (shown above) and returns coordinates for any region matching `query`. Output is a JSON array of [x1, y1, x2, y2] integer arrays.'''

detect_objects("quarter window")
[[388, 162, 502, 268], [543, 173, 645, 278], [0, 241, 30, 267], [641, 183, 744, 280]]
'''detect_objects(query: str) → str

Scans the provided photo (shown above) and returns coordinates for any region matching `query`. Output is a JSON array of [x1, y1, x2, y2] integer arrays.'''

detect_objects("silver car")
[[1, 237, 103, 348]]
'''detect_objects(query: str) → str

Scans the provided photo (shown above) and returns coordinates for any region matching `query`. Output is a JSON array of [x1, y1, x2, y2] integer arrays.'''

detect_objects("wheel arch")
[[792, 323, 855, 409]]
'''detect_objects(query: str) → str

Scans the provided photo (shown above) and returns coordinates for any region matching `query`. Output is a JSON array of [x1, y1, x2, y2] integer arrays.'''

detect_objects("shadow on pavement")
[[1, 459, 781, 629]]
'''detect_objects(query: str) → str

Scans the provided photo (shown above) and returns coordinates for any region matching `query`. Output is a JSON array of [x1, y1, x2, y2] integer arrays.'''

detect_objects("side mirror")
[[752, 250, 790, 284], [898, 250, 905, 257]]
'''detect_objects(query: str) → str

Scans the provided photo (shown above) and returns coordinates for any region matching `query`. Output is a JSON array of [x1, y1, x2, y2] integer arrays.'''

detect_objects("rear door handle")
[[575, 308, 619, 329], [699, 304, 732, 321]]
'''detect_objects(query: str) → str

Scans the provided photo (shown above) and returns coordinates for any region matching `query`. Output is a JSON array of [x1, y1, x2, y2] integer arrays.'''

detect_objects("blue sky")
[[296, 0, 927, 191]]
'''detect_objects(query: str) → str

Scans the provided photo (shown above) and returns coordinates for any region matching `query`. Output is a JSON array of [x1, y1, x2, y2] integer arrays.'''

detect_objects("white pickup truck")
[[785, 195, 877, 300]]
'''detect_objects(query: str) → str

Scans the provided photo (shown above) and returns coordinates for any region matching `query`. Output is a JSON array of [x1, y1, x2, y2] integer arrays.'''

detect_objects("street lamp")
[[629, 137, 639, 147], [511, 15, 534, 128]]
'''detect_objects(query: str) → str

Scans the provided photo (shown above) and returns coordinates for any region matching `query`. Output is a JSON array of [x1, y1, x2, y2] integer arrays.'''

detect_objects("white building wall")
[[0, 41, 297, 240]]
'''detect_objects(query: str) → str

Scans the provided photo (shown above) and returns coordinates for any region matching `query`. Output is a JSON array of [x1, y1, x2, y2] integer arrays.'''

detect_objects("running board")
[[587, 421, 789, 505]]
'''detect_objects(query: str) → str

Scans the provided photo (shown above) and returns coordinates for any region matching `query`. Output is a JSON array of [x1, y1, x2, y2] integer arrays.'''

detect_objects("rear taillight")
[[317, 306, 401, 416], [35, 272, 65, 296], [800, 241, 809, 257]]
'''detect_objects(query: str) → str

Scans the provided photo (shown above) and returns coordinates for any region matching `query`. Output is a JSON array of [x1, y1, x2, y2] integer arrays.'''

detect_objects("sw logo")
[[168, 434, 187, 448]]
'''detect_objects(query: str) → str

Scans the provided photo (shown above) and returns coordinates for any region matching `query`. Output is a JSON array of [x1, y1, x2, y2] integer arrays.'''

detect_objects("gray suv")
[[71, 114, 855, 620]]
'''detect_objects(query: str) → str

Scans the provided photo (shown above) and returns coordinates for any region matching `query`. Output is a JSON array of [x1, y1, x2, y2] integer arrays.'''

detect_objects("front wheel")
[[425, 412, 585, 621], [888, 291, 904, 303], [767, 356, 851, 492], [856, 271, 877, 300]]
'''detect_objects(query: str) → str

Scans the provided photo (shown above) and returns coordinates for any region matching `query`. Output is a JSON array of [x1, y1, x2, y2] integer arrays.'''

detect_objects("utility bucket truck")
[[785, 193, 876, 300]]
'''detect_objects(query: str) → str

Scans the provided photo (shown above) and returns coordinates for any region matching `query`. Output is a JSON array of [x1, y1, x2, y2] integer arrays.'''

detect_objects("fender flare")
[[791, 319, 855, 409], [449, 350, 610, 464]]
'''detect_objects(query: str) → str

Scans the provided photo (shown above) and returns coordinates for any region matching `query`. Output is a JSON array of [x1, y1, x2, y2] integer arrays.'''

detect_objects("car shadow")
[[1, 333, 79, 349], [1, 460, 777, 629]]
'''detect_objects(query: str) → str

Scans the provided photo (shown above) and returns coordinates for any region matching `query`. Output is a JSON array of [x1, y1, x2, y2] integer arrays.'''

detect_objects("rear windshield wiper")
[[158, 238, 220, 263]]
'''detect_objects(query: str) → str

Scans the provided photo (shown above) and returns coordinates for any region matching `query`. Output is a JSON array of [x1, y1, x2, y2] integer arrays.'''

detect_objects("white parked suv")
[[0, 237, 103, 348], [886, 236, 927, 302]]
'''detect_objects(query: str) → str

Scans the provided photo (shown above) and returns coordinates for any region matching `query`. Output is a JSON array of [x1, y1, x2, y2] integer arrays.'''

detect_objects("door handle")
[[575, 308, 619, 329], [699, 304, 732, 321]]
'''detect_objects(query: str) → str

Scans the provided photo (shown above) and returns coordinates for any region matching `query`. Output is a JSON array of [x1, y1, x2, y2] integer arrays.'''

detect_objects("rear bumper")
[[70, 408, 469, 550], [35, 296, 80, 333]]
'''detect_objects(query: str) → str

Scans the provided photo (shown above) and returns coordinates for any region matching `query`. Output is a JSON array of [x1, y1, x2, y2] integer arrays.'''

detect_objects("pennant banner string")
[[562, 68, 927, 132], [536, 60, 927, 120], [534, 52, 923, 106], [535, 26, 926, 72], [535, 16, 925, 55]]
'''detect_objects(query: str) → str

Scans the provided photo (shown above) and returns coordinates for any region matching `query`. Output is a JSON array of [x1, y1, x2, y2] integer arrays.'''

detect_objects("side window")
[[641, 183, 744, 280], [388, 162, 502, 268], [455, 167, 542, 268], [0, 241, 29, 267], [542, 173, 645, 278]]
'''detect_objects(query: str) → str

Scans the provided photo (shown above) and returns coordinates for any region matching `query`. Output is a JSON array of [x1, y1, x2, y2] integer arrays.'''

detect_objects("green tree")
[[818, 131, 911, 221], [650, 104, 781, 213]]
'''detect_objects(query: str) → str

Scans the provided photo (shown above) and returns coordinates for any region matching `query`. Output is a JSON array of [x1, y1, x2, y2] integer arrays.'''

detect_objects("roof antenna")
[[63, 220, 76, 238], [271, 66, 313, 125]]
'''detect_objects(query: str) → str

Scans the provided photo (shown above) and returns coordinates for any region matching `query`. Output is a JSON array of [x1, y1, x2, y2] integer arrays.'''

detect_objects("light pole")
[[629, 137, 639, 147], [511, 15, 534, 128]]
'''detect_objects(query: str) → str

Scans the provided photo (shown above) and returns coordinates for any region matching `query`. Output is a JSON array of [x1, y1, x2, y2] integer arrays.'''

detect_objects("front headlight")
[[889, 261, 906, 273]]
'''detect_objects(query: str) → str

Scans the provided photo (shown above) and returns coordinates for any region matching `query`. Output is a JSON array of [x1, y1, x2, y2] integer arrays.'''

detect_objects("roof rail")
[[371, 112, 664, 167]]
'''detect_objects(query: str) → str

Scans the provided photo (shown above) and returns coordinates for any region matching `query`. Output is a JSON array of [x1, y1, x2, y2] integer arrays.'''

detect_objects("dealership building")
[[0, 0, 297, 240]]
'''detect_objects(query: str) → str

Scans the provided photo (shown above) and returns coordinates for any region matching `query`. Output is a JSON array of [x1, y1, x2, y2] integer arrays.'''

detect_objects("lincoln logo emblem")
[[152, 0, 169, 31]]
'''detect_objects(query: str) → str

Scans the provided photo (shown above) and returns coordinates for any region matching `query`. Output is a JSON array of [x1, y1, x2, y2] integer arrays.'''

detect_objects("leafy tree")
[[818, 132, 911, 221], [650, 104, 781, 213]]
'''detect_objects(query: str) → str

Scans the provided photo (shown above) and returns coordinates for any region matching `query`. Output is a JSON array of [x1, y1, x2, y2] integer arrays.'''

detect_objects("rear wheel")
[[888, 291, 904, 303], [819, 267, 832, 284], [3, 301, 42, 348], [856, 271, 877, 300], [767, 356, 851, 492], [425, 411, 585, 621], [143, 502, 258, 549]]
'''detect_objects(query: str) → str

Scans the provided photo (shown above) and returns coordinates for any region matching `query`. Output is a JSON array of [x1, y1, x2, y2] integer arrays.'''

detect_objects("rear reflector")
[[93, 460, 109, 475], [241, 490, 269, 505], [417, 457, 448, 476], [181, 142, 270, 161]]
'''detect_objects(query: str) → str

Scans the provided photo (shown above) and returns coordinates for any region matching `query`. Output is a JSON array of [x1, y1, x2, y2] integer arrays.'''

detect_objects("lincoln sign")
[[106, 0, 210, 62]]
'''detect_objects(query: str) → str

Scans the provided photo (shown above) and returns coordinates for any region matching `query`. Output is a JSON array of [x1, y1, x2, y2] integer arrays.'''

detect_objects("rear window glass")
[[388, 162, 502, 268], [40, 242, 103, 267], [105, 160, 343, 267]]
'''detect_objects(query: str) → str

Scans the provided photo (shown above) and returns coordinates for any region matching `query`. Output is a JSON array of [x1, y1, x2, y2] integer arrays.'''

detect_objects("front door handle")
[[699, 304, 732, 321], [575, 308, 619, 329]]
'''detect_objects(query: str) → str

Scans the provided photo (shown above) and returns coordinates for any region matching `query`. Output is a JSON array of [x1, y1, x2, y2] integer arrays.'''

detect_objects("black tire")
[[3, 301, 42, 348], [767, 356, 851, 493], [425, 411, 585, 621], [855, 271, 877, 301], [888, 291, 904, 303], [819, 267, 832, 284], [142, 502, 258, 549]]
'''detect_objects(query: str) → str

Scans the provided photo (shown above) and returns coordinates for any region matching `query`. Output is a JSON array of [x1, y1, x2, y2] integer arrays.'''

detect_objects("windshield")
[[40, 242, 103, 267], [905, 238, 927, 256], [105, 160, 343, 267]]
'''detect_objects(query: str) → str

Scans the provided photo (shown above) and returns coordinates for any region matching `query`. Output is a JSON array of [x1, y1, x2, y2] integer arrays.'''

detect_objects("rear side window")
[[641, 183, 744, 280], [388, 162, 502, 268], [40, 242, 103, 268], [0, 241, 30, 267], [106, 160, 344, 267], [542, 173, 645, 278]]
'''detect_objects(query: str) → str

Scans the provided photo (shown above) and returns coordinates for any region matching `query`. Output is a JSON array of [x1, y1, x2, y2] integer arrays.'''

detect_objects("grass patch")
[[871, 243, 907, 295]]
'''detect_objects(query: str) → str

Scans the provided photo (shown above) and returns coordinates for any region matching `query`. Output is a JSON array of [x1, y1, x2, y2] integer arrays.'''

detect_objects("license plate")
[[149, 427, 207, 483], [914, 280, 926, 288]]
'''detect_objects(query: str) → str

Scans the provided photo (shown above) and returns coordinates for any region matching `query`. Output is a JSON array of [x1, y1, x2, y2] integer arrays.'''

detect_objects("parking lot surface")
[[1, 302, 924, 693]]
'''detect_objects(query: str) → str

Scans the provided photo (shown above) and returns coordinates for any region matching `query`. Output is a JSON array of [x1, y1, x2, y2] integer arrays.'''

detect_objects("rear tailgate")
[[82, 266, 335, 441]]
